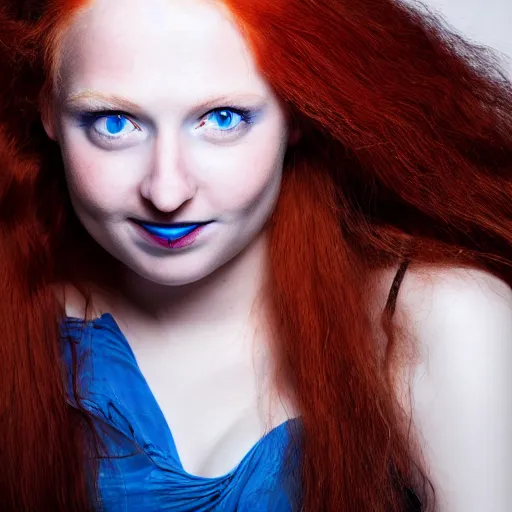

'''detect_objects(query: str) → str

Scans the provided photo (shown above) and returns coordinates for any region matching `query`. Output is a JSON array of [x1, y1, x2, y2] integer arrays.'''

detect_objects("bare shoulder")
[[392, 266, 512, 511], [397, 265, 512, 332]]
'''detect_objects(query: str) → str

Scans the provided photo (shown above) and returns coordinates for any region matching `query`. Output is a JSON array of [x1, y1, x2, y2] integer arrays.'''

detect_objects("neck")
[[101, 231, 272, 345]]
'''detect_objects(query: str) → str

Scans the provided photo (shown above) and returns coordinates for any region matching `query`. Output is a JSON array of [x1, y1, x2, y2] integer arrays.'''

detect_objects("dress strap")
[[384, 260, 410, 318]]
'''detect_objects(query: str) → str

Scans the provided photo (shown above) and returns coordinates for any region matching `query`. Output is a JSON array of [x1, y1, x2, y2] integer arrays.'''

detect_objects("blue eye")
[[206, 109, 244, 131], [78, 112, 139, 141], [96, 115, 137, 137], [104, 115, 128, 134]]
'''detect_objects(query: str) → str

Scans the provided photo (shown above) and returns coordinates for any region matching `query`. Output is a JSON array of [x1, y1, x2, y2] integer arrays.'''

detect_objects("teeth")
[[141, 223, 201, 241]]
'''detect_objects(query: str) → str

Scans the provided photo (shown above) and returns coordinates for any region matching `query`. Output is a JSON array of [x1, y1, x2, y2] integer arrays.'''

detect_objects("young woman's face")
[[48, 0, 290, 286]]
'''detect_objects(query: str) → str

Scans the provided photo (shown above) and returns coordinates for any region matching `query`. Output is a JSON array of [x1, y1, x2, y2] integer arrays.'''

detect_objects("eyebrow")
[[64, 91, 141, 111], [63, 90, 268, 113]]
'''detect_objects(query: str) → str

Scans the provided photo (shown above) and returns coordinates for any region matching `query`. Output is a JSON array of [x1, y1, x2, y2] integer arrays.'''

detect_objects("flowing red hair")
[[0, 0, 511, 510]]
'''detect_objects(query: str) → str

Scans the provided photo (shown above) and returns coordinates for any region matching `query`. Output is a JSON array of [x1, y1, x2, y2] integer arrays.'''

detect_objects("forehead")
[[59, 0, 269, 104]]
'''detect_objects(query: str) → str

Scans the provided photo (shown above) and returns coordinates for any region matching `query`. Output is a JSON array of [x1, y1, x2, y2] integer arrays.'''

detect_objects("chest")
[[127, 334, 295, 478]]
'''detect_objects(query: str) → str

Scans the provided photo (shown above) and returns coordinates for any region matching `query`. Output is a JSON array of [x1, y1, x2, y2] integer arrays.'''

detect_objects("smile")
[[133, 220, 212, 242]]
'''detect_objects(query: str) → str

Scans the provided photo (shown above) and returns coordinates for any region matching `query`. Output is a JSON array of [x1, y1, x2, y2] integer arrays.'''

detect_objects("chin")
[[123, 258, 223, 288]]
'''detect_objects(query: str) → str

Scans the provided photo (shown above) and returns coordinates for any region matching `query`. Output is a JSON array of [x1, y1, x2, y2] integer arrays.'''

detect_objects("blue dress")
[[61, 314, 301, 511]]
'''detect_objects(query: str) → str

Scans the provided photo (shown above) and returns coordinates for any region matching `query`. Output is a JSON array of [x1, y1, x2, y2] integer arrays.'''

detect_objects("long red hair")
[[1, 0, 511, 510]]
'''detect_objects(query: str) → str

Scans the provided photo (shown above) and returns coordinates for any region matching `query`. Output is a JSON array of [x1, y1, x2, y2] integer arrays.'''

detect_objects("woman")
[[0, 0, 510, 510]]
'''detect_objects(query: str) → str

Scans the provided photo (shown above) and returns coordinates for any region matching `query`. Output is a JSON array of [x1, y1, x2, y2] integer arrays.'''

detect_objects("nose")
[[139, 135, 196, 212]]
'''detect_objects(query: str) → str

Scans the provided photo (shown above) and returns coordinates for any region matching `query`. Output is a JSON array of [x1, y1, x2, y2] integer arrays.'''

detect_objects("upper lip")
[[131, 218, 213, 227]]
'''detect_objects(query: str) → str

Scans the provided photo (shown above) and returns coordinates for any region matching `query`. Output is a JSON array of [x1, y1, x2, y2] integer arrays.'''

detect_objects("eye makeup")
[[194, 106, 260, 139], [77, 110, 142, 140], [71, 103, 264, 148]]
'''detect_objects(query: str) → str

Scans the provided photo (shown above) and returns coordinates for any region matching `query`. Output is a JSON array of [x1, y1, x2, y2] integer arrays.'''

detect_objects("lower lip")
[[134, 223, 210, 249]]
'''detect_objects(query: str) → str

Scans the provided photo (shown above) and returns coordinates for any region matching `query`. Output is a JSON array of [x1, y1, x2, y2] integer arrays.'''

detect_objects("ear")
[[288, 125, 301, 146], [40, 99, 59, 142]]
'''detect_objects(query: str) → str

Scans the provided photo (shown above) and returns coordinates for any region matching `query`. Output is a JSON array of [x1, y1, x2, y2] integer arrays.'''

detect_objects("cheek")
[[197, 132, 288, 213], [208, 152, 282, 212], [60, 139, 137, 214]]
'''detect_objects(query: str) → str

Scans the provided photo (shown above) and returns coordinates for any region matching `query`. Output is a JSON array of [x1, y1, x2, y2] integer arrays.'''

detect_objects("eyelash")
[[77, 106, 256, 142]]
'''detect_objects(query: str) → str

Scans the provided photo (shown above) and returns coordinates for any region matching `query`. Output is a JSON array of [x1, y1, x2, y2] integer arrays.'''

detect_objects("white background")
[[410, 0, 511, 74]]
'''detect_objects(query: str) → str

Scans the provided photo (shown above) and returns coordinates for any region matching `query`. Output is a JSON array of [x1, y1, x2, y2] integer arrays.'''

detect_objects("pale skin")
[[393, 268, 511, 511], [44, 0, 512, 508]]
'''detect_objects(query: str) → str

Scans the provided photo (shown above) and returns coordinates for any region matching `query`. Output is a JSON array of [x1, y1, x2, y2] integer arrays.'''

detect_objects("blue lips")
[[139, 223, 203, 241]]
